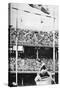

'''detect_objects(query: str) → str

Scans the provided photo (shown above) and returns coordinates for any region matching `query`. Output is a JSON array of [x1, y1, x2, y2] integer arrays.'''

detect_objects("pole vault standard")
[[12, 7, 19, 86], [16, 17, 18, 85], [53, 7, 55, 82]]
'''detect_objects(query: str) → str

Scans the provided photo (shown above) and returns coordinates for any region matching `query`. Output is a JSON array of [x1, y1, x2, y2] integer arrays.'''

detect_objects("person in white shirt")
[[34, 72, 41, 85], [35, 61, 55, 85]]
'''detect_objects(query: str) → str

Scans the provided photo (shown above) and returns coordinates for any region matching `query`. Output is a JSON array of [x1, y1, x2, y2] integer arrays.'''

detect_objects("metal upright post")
[[53, 7, 55, 75], [16, 17, 18, 85], [12, 7, 19, 86], [37, 49, 38, 59], [53, 31, 55, 73]]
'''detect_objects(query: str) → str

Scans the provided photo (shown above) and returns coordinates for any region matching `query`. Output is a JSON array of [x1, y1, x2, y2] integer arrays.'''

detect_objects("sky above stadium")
[[10, 3, 58, 31]]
